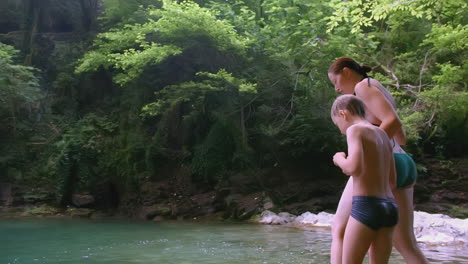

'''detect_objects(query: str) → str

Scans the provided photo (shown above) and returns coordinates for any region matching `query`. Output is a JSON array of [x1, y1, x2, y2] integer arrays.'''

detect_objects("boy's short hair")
[[331, 95, 366, 119]]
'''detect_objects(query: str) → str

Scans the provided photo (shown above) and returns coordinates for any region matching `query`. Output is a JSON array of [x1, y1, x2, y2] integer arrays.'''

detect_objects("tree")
[[0, 43, 41, 137], [326, 0, 468, 156]]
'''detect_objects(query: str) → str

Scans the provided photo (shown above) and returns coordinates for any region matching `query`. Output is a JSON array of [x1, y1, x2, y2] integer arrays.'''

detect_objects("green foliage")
[[100, 0, 163, 26], [432, 63, 465, 89], [143, 69, 256, 182], [50, 114, 117, 205], [419, 86, 468, 154], [3, 0, 468, 204], [0, 43, 41, 180], [191, 121, 236, 183], [0, 43, 41, 115], [142, 69, 256, 117], [423, 24, 468, 56], [76, 0, 249, 85], [326, 0, 467, 157], [449, 205, 468, 219]]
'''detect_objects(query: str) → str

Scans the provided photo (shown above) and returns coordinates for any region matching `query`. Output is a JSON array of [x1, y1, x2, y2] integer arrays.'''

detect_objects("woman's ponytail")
[[329, 57, 372, 78]]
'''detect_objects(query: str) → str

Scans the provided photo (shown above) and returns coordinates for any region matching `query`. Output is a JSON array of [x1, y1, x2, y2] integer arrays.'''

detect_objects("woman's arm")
[[355, 83, 407, 145], [389, 150, 397, 189]]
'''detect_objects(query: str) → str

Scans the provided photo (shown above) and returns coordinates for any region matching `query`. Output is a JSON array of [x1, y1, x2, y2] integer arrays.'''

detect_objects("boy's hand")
[[333, 152, 346, 166]]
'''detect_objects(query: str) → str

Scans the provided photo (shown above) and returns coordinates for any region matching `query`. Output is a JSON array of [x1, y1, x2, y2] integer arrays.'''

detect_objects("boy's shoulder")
[[347, 123, 371, 134], [347, 124, 387, 141]]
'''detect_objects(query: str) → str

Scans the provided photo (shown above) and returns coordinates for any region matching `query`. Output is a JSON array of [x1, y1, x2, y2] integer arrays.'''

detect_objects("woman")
[[328, 57, 428, 264]]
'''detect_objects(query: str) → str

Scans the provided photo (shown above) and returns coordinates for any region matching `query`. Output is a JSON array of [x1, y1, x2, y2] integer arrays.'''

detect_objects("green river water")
[[0, 218, 466, 264]]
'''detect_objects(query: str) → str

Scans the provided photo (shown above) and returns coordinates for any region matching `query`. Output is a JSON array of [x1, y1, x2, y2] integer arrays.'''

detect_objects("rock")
[[66, 208, 94, 218], [153, 216, 165, 222], [228, 172, 262, 193], [89, 211, 111, 219], [415, 202, 452, 214], [189, 191, 218, 215], [263, 200, 275, 211], [223, 192, 266, 220], [140, 181, 171, 206], [0, 183, 54, 206], [23, 191, 55, 204], [0, 207, 24, 217], [294, 211, 334, 227], [138, 203, 172, 220], [72, 194, 95, 208], [23, 205, 61, 216], [283, 195, 339, 215], [257, 210, 468, 246], [258, 210, 296, 225], [257, 210, 334, 227], [413, 211, 468, 245], [0, 182, 13, 206]]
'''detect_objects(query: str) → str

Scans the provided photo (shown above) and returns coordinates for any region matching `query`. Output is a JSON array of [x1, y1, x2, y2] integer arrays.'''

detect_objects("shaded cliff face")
[[0, 0, 100, 72], [0, 0, 99, 34], [0, 0, 109, 107]]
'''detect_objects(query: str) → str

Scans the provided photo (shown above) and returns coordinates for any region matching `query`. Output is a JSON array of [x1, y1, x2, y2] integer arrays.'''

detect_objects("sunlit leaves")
[[0, 43, 41, 112], [423, 24, 468, 55], [76, 0, 249, 85], [141, 69, 257, 117], [150, 1, 249, 52]]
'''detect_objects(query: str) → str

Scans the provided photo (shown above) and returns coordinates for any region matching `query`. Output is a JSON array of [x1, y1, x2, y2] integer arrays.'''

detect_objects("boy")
[[331, 95, 398, 264]]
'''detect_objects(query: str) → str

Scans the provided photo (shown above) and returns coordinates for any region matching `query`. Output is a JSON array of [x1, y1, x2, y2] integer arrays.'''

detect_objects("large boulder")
[[138, 203, 172, 220], [72, 194, 95, 208], [0, 183, 54, 206], [189, 191, 218, 216], [139, 181, 171, 206], [66, 208, 94, 218], [0, 182, 13, 206], [223, 192, 268, 220]]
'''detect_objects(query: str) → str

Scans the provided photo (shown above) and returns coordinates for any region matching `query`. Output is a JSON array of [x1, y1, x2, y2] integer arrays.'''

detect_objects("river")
[[1, 218, 467, 263]]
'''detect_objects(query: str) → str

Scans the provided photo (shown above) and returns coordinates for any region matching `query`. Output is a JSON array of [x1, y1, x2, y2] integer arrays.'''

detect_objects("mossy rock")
[[23, 206, 61, 216], [66, 207, 94, 218], [23, 192, 54, 204], [449, 205, 468, 219], [0, 207, 24, 217]]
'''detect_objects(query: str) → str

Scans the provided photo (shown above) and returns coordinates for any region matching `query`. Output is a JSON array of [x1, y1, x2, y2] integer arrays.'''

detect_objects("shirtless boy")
[[331, 95, 398, 264]]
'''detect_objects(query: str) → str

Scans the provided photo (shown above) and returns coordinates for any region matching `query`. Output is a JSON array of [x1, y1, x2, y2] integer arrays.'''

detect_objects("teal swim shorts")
[[394, 153, 417, 188]]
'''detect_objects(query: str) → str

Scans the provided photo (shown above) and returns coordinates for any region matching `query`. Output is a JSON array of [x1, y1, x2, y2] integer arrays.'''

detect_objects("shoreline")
[[2, 205, 467, 247]]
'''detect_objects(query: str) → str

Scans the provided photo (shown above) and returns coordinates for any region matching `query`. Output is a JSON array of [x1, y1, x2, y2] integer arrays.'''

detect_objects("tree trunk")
[[240, 104, 247, 149], [79, 0, 98, 32], [22, 0, 42, 65]]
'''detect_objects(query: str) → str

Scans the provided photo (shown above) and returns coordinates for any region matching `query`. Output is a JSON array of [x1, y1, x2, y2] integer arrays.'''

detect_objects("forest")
[[0, 0, 467, 219]]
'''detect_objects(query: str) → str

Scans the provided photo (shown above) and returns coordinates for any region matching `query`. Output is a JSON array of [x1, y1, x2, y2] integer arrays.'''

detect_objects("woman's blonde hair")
[[331, 95, 366, 119]]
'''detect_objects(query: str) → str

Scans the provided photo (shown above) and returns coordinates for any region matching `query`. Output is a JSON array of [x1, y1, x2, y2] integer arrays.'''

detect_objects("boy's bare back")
[[345, 123, 395, 198]]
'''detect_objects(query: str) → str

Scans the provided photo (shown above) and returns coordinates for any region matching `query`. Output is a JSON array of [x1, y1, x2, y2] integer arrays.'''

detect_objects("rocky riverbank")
[[1, 158, 467, 221]]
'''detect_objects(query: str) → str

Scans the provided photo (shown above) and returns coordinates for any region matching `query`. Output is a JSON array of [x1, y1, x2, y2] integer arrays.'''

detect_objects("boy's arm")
[[333, 126, 363, 176]]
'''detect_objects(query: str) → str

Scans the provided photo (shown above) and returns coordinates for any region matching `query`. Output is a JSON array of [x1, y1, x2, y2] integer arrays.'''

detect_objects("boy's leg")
[[331, 177, 353, 264], [342, 216, 375, 264], [369, 226, 394, 264], [392, 187, 429, 264]]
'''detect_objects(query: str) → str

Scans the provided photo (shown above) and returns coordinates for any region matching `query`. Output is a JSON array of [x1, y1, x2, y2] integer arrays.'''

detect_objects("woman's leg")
[[392, 187, 429, 264], [342, 217, 375, 264], [331, 177, 353, 264]]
